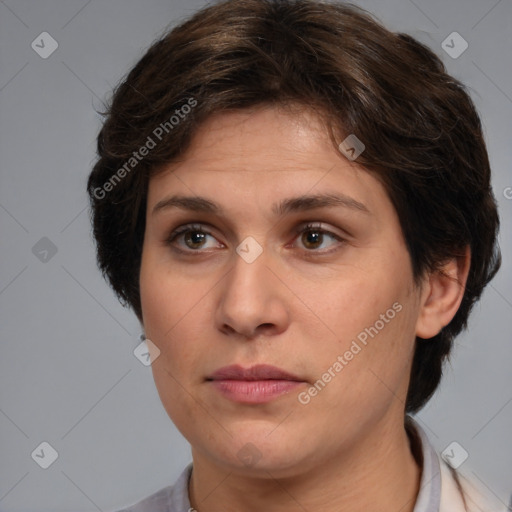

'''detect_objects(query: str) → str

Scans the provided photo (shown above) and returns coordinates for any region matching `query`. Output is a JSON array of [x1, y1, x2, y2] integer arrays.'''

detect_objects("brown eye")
[[301, 229, 324, 249], [165, 224, 223, 253], [294, 223, 344, 252], [184, 230, 208, 249]]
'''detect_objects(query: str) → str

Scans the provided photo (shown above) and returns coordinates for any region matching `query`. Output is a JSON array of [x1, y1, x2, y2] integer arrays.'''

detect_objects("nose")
[[215, 247, 290, 340]]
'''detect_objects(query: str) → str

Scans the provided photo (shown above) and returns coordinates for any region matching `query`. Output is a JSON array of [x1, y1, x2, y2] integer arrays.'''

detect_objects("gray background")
[[0, 0, 511, 510]]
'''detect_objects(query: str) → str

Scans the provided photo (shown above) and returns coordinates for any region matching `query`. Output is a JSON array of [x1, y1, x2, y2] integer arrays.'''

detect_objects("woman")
[[87, 1, 506, 510]]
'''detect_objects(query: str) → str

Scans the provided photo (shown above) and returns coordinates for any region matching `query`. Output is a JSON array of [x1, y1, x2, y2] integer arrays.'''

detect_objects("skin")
[[139, 105, 470, 512]]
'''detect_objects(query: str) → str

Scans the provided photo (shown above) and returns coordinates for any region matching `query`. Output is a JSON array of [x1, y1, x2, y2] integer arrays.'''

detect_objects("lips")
[[207, 364, 305, 404], [208, 364, 302, 382]]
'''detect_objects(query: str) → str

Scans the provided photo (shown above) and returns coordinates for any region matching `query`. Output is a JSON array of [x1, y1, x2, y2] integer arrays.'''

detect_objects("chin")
[[222, 429, 312, 475]]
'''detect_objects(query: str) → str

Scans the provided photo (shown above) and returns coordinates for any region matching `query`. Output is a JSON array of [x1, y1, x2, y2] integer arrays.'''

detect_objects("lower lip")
[[210, 379, 303, 403]]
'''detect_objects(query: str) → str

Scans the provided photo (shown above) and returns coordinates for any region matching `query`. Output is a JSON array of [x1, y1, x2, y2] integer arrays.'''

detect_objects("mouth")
[[206, 364, 305, 404]]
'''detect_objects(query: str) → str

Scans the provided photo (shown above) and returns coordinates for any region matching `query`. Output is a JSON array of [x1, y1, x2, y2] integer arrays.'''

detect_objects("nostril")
[[221, 324, 236, 335]]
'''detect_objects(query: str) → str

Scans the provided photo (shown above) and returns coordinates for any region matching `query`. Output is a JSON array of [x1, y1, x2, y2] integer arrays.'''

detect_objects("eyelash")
[[164, 222, 345, 255]]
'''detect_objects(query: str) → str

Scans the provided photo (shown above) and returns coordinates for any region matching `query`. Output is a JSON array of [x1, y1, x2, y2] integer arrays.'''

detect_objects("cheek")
[[296, 262, 405, 339], [297, 261, 418, 397], [141, 284, 204, 371], [139, 253, 222, 382], [140, 253, 202, 340], [141, 267, 211, 435]]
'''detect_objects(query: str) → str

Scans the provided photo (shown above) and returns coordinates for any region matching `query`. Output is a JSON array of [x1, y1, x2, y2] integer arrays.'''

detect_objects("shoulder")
[[114, 486, 172, 512], [439, 456, 509, 512], [405, 415, 510, 512], [111, 463, 193, 512]]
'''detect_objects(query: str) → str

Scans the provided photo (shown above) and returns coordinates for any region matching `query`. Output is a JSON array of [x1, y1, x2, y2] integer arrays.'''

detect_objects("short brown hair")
[[87, 0, 501, 414]]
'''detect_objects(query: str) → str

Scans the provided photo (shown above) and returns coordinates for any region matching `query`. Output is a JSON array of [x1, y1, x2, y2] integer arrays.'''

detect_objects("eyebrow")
[[152, 192, 371, 216]]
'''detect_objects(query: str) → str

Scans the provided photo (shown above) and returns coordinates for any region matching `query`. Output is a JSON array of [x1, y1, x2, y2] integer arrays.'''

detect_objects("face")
[[139, 106, 425, 477]]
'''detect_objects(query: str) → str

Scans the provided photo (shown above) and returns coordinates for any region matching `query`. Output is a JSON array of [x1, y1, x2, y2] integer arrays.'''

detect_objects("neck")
[[188, 415, 422, 512]]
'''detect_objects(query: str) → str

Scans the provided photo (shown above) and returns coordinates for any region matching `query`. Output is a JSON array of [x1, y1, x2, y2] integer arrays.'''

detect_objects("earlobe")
[[415, 247, 471, 339]]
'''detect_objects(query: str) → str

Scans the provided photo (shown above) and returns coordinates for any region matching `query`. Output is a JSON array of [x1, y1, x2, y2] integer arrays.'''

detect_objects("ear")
[[415, 247, 471, 339]]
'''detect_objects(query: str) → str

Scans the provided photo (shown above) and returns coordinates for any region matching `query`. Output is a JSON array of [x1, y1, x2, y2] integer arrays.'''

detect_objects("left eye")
[[292, 224, 343, 251]]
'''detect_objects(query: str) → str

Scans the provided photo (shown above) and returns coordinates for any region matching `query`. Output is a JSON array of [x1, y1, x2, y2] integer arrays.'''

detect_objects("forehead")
[[147, 106, 390, 217], [166, 106, 342, 171]]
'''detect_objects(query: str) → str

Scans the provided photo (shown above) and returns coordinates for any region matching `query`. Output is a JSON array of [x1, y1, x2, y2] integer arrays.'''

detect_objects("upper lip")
[[208, 364, 303, 381]]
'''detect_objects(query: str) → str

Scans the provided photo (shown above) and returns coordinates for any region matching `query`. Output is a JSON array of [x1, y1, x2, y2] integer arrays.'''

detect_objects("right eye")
[[165, 223, 225, 253]]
